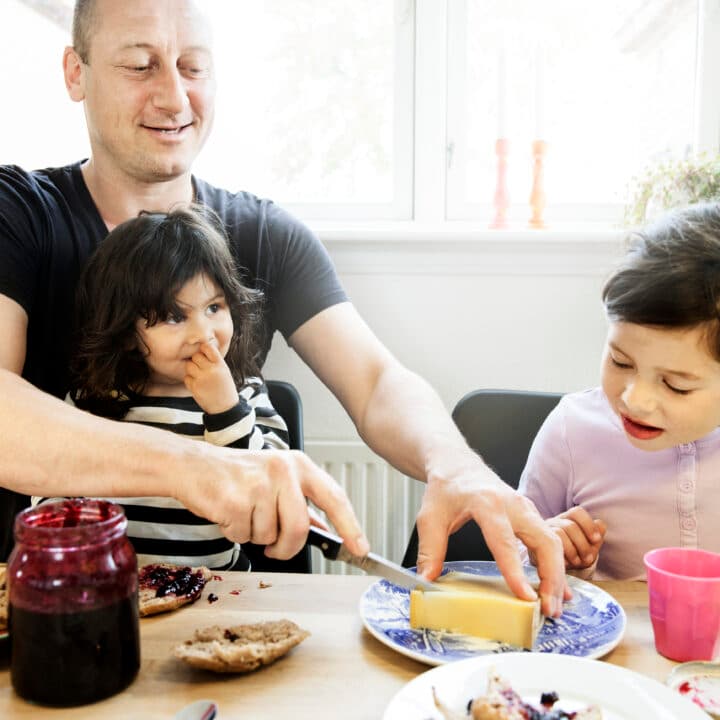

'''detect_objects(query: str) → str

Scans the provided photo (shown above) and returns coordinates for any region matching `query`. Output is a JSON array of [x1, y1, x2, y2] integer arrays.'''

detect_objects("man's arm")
[[0, 295, 26, 374], [0, 296, 368, 561], [289, 302, 565, 616]]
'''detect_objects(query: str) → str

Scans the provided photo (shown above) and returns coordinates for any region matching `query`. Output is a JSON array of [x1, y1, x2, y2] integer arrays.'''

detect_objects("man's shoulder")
[[194, 177, 267, 222], [193, 177, 310, 239], [0, 162, 81, 206], [1, 162, 78, 186]]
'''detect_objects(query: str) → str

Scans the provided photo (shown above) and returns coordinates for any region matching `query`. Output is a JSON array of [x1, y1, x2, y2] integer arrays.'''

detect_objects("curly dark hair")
[[70, 205, 264, 418], [603, 202, 720, 361]]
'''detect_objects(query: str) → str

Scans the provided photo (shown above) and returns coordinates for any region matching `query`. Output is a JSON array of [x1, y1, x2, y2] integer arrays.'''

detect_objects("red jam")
[[8, 499, 140, 706], [138, 563, 207, 599]]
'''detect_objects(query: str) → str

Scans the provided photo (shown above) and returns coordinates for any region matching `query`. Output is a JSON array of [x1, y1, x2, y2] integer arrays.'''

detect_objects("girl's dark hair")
[[602, 202, 720, 361], [71, 205, 264, 418]]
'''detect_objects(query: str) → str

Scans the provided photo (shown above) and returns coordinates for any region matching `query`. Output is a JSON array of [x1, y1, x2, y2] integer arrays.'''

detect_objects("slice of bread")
[[138, 563, 213, 618], [174, 619, 310, 673]]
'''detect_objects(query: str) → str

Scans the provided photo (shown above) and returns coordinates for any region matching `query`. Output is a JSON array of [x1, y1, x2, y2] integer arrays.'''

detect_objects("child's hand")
[[184, 341, 240, 414], [547, 506, 606, 570]]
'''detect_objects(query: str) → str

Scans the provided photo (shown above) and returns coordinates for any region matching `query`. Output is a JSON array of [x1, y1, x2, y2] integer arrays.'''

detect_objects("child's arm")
[[517, 400, 575, 519], [517, 395, 607, 578], [201, 380, 290, 450]]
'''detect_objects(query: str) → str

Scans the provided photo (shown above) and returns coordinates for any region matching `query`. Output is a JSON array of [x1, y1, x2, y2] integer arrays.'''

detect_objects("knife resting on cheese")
[[306, 527, 543, 649]]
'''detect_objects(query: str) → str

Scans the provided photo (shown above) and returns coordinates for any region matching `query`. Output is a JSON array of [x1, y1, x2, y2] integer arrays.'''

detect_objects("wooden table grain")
[[0, 574, 677, 719]]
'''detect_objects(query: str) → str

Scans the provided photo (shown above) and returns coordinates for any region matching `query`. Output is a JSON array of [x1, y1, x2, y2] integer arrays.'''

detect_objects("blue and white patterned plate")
[[360, 561, 626, 666]]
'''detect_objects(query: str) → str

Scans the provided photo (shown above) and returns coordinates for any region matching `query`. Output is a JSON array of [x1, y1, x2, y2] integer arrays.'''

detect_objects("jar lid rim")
[[15, 499, 127, 537]]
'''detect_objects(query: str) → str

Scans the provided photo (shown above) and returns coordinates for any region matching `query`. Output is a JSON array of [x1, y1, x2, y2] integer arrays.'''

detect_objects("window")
[[3, 0, 718, 225], [445, 0, 707, 223], [195, 1, 413, 220]]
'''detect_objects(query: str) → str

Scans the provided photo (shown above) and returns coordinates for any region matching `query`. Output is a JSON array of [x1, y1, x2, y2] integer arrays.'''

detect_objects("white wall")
[[263, 226, 626, 444]]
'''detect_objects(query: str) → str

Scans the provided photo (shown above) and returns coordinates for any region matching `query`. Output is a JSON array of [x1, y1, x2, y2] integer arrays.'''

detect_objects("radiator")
[[305, 441, 425, 575]]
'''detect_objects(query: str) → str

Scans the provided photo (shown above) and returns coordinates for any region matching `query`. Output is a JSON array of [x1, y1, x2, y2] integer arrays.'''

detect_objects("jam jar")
[[8, 499, 140, 706]]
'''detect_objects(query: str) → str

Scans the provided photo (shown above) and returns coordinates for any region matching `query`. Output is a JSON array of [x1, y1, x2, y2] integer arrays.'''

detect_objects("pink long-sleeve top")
[[518, 387, 720, 580]]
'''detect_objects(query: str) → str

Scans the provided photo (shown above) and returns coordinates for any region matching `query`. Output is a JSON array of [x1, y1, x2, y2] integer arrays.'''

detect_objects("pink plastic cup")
[[644, 547, 720, 662]]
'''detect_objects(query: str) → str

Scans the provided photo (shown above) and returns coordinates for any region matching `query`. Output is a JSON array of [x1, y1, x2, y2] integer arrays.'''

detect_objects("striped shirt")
[[34, 378, 289, 570]]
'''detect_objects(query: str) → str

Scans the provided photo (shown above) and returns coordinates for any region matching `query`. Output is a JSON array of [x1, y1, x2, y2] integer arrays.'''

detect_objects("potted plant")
[[624, 153, 720, 226]]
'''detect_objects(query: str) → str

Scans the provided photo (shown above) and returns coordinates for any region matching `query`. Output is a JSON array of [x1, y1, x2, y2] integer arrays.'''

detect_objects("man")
[[0, 0, 564, 615]]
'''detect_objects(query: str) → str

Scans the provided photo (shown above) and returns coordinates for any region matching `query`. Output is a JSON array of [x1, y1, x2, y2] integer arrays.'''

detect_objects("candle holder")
[[490, 138, 510, 229], [529, 139, 548, 229]]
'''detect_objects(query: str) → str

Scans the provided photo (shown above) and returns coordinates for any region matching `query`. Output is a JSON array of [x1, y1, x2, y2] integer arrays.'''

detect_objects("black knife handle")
[[306, 526, 343, 560]]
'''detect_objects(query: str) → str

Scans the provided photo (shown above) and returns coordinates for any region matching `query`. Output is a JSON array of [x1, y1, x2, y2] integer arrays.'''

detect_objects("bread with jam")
[[138, 562, 213, 617]]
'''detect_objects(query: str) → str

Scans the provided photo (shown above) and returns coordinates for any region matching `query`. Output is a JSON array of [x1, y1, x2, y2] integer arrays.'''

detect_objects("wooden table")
[[0, 575, 677, 719]]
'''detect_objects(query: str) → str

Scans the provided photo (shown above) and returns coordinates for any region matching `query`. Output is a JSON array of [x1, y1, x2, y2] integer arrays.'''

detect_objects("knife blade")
[[307, 526, 436, 592]]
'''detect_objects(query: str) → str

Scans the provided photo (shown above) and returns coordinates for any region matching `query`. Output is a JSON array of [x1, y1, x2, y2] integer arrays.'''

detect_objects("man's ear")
[[63, 46, 86, 102]]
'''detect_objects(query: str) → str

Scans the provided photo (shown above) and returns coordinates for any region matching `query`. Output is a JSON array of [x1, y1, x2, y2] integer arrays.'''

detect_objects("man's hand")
[[175, 445, 369, 561], [184, 342, 239, 414], [413, 453, 566, 618], [547, 506, 606, 571]]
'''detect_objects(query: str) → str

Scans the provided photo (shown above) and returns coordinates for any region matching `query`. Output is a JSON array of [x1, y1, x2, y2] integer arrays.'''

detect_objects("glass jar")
[[8, 499, 140, 706]]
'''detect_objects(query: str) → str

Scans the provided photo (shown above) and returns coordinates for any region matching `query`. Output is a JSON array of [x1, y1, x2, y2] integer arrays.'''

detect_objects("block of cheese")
[[409, 571, 543, 649]]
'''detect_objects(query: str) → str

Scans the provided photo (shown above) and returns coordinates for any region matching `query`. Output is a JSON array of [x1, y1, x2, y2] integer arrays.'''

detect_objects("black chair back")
[[265, 380, 304, 452], [402, 388, 562, 567], [0, 490, 29, 562], [241, 380, 312, 573]]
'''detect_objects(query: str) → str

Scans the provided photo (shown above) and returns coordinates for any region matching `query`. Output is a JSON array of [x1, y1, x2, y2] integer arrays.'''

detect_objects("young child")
[[34, 206, 289, 570], [519, 203, 720, 580]]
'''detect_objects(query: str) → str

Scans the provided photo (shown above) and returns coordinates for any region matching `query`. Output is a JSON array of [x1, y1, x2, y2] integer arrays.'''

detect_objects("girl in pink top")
[[519, 203, 720, 579]]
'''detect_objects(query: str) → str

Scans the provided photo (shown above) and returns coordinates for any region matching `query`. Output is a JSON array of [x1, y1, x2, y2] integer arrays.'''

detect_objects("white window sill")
[[311, 221, 626, 276], [312, 220, 624, 243]]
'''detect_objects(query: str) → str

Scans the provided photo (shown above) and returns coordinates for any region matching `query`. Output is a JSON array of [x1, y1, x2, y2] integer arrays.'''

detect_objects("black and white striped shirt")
[[34, 379, 289, 570]]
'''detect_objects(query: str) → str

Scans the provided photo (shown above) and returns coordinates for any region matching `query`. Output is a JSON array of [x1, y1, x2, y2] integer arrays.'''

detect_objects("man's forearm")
[[354, 362, 477, 483], [0, 369, 190, 500]]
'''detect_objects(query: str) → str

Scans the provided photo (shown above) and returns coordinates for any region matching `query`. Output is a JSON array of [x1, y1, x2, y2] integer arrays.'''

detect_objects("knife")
[[306, 526, 436, 592]]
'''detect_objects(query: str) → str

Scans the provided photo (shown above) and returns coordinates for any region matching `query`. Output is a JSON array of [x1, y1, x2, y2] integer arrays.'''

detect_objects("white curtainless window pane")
[[3, 0, 412, 221], [447, 0, 699, 223], [1, 0, 88, 169], [195, 0, 413, 219]]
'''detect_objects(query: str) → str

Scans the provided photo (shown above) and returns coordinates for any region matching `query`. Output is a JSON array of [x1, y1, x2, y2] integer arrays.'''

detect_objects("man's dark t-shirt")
[[0, 162, 348, 559]]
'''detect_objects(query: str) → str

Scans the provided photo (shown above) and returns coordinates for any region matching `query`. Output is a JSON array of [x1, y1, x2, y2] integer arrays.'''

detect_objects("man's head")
[[65, 0, 216, 184]]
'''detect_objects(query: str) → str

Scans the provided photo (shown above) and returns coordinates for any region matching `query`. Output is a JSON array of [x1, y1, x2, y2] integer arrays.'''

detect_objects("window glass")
[[2, 0, 87, 169], [452, 0, 697, 219], [3, 0, 404, 216], [196, 1, 401, 210]]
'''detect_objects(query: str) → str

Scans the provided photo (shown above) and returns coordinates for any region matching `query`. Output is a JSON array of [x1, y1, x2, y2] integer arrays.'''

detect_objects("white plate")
[[383, 652, 708, 720], [360, 561, 626, 666]]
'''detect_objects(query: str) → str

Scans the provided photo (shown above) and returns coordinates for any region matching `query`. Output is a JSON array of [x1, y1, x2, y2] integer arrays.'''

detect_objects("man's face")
[[77, 0, 216, 182], [601, 321, 720, 451]]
